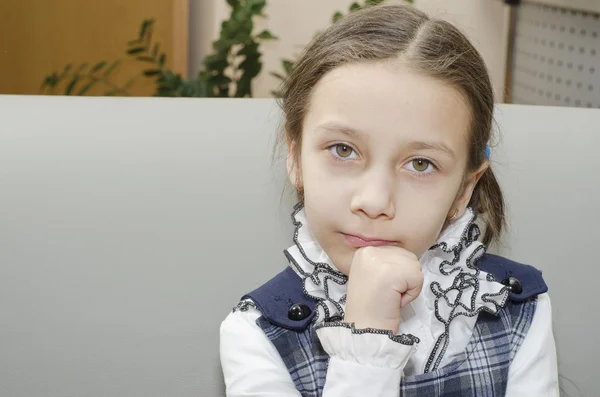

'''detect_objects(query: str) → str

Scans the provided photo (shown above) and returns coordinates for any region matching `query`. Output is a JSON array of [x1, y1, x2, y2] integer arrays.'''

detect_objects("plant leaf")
[[204, 58, 228, 71], [269, 71, 285, 80], [128, 39, 141, 45], [159, 54, 166, 67], [123, 76, 138, 89], [157, 70, 181, 90], [240, 56, 262, 75], [152, 43, 160, 58], [247, 0, 267, 15], [205, 52, 227, 63], [145, 25, 153, 46], [349, 2, 361, 12], [78, 80, 96, 95], [105, 90, 117, 96], [209, 75, 232, 86], [91, 61, 107, 73], [156, 86, 176, 97], [139, 19, 154, 39], [40, 73, 59, 90], [212, 40, 230, 52], [237, 41, 259, 56], [256, 30, 277, 40], [143, 69, 162, 77], [49, 72, 59, 86], [56, 65, 71, 80], [137, 56, 156, 62], [127, 47, 146, 55], [103, 60, 121, 77], [332, 11, 343, 23], [282, 60, 294, 74], [235, 75, 253, 97], [236, 54, 262, 98], [65, 76, 79, 95]]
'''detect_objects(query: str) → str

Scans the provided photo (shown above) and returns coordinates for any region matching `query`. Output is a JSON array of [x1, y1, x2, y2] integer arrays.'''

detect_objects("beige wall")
[[189, 0, 510, 101], [416, 0, 511, 102]]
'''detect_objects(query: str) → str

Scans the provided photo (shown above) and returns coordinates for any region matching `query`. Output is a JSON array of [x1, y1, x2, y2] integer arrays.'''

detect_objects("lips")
[[341, 233, 397, 248]]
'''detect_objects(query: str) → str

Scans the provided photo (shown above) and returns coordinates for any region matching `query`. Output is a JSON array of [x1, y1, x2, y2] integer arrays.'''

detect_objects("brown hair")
[[276, 4, 505, 246]]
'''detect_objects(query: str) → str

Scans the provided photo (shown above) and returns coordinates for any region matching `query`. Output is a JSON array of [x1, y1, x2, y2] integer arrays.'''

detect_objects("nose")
[[350, 167, 395, 220]]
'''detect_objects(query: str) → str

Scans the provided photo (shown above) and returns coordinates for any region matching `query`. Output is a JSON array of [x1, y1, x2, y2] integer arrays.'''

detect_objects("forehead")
[[304, 61, 472, 151]]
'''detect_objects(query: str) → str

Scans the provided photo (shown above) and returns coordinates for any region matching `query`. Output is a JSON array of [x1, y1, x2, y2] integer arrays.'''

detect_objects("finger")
[[376, 246, 418, 263], [396, 271, 424, 307], [400, 281, 424, 306], [401, 291, 417, 308]]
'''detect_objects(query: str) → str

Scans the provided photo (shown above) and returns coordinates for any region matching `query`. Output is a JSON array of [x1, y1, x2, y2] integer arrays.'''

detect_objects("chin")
[[328, 247, 353, 275]]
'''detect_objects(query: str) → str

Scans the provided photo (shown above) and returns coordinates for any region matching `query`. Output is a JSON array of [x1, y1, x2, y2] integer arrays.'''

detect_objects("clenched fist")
[[343, 246, 424, 333]]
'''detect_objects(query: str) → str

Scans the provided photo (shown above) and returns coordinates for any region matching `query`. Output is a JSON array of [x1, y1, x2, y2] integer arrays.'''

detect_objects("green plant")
[[41, 0, 277, 97], [269, 0, 413, 97], [200, 0, 277, 97]]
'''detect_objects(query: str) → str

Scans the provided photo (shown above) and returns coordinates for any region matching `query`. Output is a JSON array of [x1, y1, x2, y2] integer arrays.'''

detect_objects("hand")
[[343, 246, 424, 333]]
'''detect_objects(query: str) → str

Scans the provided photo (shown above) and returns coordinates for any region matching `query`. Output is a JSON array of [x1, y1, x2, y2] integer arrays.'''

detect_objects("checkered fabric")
[[256, 298, 537, 397]]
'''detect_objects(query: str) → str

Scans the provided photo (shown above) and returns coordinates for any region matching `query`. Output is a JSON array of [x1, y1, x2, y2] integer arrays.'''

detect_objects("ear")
[[286, 140, 302, 189], [449, 161, 489, 219]]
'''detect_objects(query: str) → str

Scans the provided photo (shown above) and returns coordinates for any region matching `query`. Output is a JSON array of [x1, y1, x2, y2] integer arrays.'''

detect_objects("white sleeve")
[[316, 322, 418, 397], [220, 306, 418, 397], [505, 293, 560, 396], [220, 307, 302, 397]]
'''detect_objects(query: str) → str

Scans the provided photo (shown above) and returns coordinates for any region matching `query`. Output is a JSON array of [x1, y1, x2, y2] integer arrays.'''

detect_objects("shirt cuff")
[[315, 321, 420, 369]]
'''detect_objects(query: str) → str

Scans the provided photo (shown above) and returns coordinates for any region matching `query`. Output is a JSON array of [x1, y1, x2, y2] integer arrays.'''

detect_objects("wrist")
[[343, 315, 399, 333]]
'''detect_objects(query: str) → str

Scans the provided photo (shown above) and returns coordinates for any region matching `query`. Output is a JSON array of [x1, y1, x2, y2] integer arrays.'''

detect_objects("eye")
[[329, 143, 358, 160], [405, 158, 434, 174]]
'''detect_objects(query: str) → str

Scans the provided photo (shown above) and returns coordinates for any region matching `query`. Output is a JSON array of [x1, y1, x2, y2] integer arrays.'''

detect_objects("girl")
[[220, 4, 558, 396]]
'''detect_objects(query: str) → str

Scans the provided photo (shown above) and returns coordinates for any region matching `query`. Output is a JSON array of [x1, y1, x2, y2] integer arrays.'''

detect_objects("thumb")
[[400, 287, 421, 308]]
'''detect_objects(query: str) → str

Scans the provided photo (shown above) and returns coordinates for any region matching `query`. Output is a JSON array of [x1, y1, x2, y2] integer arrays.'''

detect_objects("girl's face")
[[288, 61, 485, 275]]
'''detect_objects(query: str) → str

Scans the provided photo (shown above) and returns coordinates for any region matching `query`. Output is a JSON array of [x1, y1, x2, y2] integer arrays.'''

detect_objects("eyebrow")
[[404, 140, 456, 159], [315, 122, 456, 159], [314, 122, 364, 138]]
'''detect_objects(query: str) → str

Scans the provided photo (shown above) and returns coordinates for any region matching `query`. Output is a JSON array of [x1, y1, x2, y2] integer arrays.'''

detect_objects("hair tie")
[[484, 144, 491, 160]]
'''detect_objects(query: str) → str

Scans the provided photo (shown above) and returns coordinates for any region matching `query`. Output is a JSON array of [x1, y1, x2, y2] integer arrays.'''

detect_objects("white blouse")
[[220, 207, 559, 396]]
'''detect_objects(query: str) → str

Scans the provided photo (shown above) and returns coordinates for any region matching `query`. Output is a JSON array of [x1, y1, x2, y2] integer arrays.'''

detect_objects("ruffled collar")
[[416, 207, 509, 372], [283, 205, 348, 323], [283, 202, 509, 372]]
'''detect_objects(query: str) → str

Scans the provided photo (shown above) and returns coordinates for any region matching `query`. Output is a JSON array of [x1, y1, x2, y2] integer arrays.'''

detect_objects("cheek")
[[301, 156, 354, 274], [304, 200, 354, 275], [395, 178, 462, 255], [301, 151, 349, 202], [408, 213, 448, 257]]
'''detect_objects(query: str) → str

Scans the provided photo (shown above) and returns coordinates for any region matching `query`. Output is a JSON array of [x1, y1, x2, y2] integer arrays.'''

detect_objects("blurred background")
[[0, 0, 599, 107]]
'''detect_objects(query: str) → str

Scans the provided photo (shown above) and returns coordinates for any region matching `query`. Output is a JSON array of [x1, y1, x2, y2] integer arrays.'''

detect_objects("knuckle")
[[380, 261, 394, 273], [364, 247, 379, 262], [407, 254, 421, 267], [360, 246, 372, 255], [354, 248, 366, 261]]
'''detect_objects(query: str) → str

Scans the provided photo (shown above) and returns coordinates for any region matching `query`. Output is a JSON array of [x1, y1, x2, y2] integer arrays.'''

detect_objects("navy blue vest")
[[240, 253, 547, 396]]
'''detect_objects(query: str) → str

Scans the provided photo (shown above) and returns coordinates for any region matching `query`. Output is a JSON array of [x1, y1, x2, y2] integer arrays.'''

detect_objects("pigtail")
[[470, 167, 506, 246]]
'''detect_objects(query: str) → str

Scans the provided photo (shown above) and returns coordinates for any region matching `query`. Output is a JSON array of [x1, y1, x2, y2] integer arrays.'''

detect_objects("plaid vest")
[[240, 254, 547, 397]]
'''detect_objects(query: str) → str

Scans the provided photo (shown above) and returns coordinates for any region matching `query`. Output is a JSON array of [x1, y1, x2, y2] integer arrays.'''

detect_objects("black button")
[[502, 277, 523, 294], [288, 303, 311, 321]]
